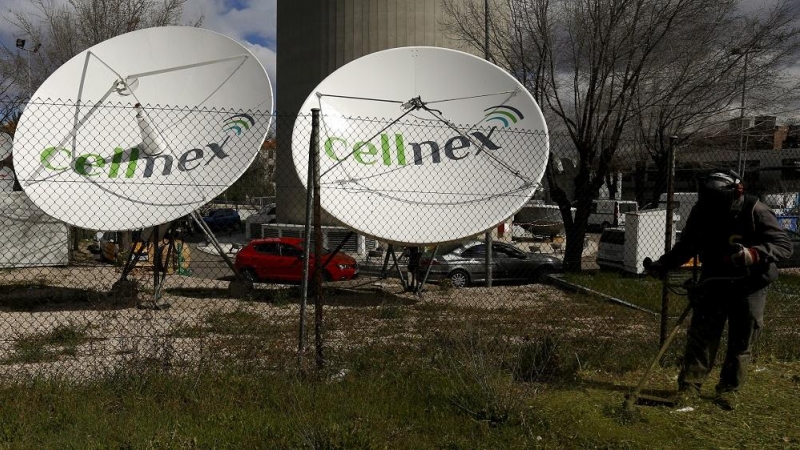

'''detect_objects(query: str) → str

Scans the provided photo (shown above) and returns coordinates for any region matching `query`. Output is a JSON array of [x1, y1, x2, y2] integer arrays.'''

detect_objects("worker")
[[647, 169, 792, 410]]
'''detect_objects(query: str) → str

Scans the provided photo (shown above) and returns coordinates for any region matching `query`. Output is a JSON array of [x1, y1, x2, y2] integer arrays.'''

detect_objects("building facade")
[[275, 1, 466, 224]]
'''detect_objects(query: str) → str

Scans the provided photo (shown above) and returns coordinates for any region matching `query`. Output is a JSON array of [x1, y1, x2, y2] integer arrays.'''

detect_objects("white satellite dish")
[[291, 47, 548, 245], [13, 26, 273, 231]]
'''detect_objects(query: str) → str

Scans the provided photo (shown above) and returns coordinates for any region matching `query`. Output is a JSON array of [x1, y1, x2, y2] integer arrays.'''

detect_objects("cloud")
[[0, 0, 49, 47], [246, 43, 277, 104], [183, 0, 277, 105], [0, 0, 278, 104]]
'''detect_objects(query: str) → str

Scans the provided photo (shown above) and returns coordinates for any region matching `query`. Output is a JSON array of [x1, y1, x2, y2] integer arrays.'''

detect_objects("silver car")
[[417, 240, 563, 288]]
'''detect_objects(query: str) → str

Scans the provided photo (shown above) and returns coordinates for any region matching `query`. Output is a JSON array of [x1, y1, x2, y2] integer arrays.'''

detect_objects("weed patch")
[[3, 322, 91, 364]]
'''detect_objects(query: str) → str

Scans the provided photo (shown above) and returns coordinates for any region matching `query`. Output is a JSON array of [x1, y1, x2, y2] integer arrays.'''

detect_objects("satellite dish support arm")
[[319, 231, 355, 272], [190, 210, 244, 281], [415, 245, 439, 297]]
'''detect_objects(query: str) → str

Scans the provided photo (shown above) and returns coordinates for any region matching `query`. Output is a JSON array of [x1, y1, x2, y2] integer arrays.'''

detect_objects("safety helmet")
[[697, 169, 743, 208]]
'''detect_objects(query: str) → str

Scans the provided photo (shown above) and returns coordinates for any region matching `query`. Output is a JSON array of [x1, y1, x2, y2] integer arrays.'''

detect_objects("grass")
[[561, 270, 800, 317], [3, 323, 91, 364], [561, 270, 687, 315], [0, 273, 798, 447], [560, 270, 800, 363], [0, 339, 797, 448]]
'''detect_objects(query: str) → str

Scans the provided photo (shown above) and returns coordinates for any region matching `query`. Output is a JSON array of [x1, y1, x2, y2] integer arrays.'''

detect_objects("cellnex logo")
[[38, 114, 254, 178], [323, 105, 526, 166], [484, 105, 524, 128]]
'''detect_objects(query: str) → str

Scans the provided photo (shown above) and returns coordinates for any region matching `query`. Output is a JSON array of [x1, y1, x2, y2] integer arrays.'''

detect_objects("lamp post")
[[15, 39, 41, 98], [484, 0, 493, 287], [731, 47, 753, 177]]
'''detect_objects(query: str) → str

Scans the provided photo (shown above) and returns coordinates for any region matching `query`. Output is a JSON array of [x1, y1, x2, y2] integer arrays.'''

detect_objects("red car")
[[234, 237, 359, 283]]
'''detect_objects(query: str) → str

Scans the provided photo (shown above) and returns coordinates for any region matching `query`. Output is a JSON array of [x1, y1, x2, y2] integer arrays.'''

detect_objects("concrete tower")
[[275, 1, 463, 224]]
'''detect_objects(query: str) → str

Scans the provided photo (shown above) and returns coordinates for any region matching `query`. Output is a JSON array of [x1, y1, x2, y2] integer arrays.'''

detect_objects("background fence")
[[0, 99, 798, 383]]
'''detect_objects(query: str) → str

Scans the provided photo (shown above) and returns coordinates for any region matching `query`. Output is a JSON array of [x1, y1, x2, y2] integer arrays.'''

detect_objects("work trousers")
[[677, 282, 768, 393]]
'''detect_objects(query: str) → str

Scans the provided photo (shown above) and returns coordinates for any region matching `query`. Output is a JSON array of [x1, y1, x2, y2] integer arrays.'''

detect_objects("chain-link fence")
[[0, 98, 798, 382]]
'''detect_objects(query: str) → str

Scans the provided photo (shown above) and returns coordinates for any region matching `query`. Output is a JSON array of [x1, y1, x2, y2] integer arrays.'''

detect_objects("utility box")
[[0, 192, 69, 268], [623, 209, 675, 274]]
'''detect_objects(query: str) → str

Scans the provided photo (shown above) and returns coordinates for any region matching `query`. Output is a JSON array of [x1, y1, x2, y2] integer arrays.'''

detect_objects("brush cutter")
[[623, 256, 748, 411]]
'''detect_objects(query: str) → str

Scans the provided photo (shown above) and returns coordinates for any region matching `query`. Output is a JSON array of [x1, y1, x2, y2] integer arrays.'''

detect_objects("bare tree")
[[635, 0, 800, 206], [443, 0, 800, 270], [0, 0, 202, 101], [224, 139, 277, 204]]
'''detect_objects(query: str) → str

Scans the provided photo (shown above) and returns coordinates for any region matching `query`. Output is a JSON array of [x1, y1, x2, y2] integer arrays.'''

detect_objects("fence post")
[[660, 136, 677, 346], [485, 232, 493, 287], [312, 109, 325, 370], [299, 110, 318, 368]]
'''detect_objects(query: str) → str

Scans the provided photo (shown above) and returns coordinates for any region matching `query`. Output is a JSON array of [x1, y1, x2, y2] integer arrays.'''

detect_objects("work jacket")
[[657, 195, 793, 289]]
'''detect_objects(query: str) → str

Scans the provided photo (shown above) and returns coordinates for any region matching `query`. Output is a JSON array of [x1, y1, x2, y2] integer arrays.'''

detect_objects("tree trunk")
[[649, 152, 669, 206], [634, 160, 647, 206]]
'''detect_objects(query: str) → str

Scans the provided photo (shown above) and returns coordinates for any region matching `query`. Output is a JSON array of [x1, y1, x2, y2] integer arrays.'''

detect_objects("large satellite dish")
[[291, 47, 548, 245], [13, 26, 273, 231]]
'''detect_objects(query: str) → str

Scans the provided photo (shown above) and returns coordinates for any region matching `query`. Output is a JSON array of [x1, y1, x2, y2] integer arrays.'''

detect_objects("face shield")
[[697, 171, 740, 212]]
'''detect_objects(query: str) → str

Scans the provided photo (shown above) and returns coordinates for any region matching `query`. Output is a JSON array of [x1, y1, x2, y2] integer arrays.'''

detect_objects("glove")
[[732, 246, 759, 267], [643, 257, 668, 279]]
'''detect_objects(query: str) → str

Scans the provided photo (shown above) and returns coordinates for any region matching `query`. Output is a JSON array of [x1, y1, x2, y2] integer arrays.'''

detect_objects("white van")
[[596, 209, 677, 273], [588, 200, 638, 230], [596, 228, 626, 270], [657, 192, 698, 231]]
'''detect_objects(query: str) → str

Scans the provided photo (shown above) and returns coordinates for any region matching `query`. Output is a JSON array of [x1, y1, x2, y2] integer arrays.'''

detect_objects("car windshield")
[[296, 243, 332, 254], [433, 243, 466, 255]]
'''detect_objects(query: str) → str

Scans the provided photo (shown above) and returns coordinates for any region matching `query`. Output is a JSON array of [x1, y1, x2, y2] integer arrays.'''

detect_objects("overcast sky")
[[1, 0, 797, 117], [0, 0, 279, 94], [181, 0, 277, 89]]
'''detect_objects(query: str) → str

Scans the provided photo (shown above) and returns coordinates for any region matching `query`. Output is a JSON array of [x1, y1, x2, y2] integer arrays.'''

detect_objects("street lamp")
[[731, 47, 755, 176], [15, 39, 41, 98]]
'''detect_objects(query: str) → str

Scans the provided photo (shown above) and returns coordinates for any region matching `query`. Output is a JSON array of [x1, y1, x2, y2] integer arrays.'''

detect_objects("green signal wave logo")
[[483, 105, 524, 128], [223, 113, 255, 135]]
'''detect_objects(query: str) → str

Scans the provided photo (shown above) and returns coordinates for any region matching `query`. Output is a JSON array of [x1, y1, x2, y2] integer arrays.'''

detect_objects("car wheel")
[[322, 270, 333, 282], [240, 268, 258, 282], [447, 269, 470, 288], [532, 266, 553, 283]]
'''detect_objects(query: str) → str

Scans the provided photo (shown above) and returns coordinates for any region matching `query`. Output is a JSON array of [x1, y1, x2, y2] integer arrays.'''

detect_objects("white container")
[[0, 192, 69, 268], [623, 209, 675, 274]]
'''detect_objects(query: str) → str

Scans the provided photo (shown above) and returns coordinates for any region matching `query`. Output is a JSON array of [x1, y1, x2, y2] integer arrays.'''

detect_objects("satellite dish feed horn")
[[135, 103, 167, 156]]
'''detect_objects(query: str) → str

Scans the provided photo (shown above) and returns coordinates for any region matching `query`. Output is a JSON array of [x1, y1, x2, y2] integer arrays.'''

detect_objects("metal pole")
[[484, 0, 490, 60], [485, 232, 493, 287], [190, 211, 240, 277], [737, 52, 748, 177], [152, 225, 160, 306], [660, 136, 677, 346], [416, 246, 439, 296], [484, 0, 493, 288], [299, 109, 318, 362], [313, 110, 324, 371], [26, 51, 32, 98]]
